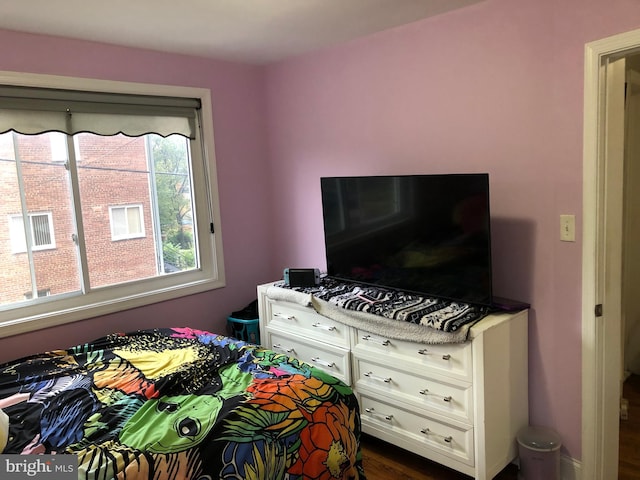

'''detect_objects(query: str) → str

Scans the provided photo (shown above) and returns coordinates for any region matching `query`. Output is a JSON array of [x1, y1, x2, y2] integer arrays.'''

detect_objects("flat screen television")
[[320, 174, 493, 306]]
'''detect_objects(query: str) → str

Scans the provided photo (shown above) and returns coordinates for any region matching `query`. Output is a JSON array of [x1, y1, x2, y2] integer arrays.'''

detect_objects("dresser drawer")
[[265, 329, 351, 384], [354, 357, 473, 424], [353, 328, 472, 382], [359, 392, 474, 467], [264, 299, 351, 348]]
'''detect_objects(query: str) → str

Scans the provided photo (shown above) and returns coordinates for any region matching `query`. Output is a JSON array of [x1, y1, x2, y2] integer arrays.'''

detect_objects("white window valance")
[[0, 85, 200, 139]]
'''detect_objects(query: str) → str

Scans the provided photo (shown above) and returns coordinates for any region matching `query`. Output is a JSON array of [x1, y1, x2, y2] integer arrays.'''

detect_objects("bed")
[[0, 327, 366, 480]]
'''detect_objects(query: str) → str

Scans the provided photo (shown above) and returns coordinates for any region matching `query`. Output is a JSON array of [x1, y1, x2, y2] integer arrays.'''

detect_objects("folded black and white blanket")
[[266, 277, 489, 344]]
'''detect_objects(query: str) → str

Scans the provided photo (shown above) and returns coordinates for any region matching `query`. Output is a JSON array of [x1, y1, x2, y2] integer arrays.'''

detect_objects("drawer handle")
[[419, 389, 453, 403], [364, 407, 393, 421], [418, 349, 451, 361], [311, 357, 335, 368], [312, 322, 336, 331], [362, 335, 390, 346], [272, 343, 295, 354], [420, 427, 453, 444], [364, 371, 392, 383], [274, 312, 296, 320]]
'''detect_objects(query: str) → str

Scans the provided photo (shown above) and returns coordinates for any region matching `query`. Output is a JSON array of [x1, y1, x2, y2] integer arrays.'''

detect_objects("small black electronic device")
[[284, 268, 321, 287]]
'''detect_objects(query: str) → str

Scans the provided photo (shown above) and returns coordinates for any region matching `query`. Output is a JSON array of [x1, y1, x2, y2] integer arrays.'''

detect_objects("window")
[[24, 289, 50, 300], [49, 132, 68, 163], [0, 72, 225, 336], [110, 205, 144, 240], [9, 212, 56, 253]]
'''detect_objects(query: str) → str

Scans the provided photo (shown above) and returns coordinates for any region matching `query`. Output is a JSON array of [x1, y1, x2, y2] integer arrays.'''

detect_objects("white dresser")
[[257, 283, 528, 480]]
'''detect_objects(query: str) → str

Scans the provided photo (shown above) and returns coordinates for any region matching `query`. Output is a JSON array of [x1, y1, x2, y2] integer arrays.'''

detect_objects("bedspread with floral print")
[[0, 327, 365, 480]]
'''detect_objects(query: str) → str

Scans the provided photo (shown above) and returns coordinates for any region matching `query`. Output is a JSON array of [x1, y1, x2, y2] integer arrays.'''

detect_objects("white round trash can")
[[516, 426, 561, 480]]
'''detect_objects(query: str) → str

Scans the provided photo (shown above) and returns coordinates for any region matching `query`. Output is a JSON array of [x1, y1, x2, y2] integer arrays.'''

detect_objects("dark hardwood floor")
[[620, 373, 640, 480], [360, 434, 519, 480]]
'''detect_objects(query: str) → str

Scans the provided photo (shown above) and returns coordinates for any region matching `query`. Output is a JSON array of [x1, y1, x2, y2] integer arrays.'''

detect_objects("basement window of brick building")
[[0, 73, 225, 336]]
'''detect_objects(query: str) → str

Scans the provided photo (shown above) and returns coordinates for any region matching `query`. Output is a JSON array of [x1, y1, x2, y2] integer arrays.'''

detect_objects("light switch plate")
[[560, 214, 576, 242]]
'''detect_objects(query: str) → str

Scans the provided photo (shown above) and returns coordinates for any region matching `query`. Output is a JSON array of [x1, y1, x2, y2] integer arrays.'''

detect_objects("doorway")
[[622, 60, 640, 384], [582, 29, 640, 480]]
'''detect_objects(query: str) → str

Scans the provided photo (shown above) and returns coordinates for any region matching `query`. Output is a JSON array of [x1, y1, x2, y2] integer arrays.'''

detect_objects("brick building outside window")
[[0, 131, 187, 305]]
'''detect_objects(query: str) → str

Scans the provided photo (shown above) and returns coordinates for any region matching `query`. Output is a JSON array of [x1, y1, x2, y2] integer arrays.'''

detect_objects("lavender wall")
[[262, 0, 640, 460], [0, 29, 275, 362]]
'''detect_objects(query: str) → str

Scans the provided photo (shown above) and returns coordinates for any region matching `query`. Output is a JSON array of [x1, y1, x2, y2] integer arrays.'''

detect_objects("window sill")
[[0, 276, 225, 339]]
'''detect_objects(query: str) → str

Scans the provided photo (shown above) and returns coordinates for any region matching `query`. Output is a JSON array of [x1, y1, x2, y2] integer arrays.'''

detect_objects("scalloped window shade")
[[0, 86, 200, 139]]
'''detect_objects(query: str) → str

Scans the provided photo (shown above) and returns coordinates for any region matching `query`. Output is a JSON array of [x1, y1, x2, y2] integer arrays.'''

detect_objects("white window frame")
[[0, 71, 226, 338], [109, 204, 145, 240], [9, 212, 56, 253]]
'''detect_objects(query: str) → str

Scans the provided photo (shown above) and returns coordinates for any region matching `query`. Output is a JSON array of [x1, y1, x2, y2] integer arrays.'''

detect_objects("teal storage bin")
[[227, 316, 260, 344]]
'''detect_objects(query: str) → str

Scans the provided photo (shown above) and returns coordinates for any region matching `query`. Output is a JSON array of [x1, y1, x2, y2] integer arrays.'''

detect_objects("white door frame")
[[582, 29, 640, 480]]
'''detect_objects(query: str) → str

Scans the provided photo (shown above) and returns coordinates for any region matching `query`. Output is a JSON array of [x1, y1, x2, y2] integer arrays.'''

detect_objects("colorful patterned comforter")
[[0, 327, 365, 480]]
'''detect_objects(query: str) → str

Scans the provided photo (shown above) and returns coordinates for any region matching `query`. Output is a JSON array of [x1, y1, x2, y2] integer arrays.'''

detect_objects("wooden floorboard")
[[620, 373, 640, 480]]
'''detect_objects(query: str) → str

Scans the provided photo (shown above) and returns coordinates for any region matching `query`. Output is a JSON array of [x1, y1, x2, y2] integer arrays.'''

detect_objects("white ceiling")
[[0, 0, 484, 65]]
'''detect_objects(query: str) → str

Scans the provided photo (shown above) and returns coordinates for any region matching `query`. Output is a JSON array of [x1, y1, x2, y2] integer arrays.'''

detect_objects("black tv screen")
[[321, 174, 493, 306]]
